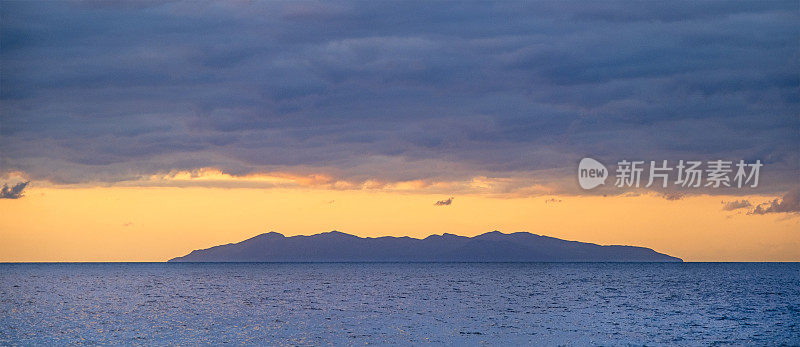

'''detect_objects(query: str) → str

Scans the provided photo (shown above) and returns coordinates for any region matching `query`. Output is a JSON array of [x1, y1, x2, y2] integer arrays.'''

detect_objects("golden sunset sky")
[[1, 170, 798, 262]]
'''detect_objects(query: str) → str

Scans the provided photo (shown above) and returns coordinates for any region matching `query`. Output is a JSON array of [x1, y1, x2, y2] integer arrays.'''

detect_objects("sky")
[[1, 1, 799, 261]]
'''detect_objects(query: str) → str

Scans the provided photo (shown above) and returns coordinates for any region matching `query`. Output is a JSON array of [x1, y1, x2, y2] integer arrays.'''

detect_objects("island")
[[168, 231, 683, 262]]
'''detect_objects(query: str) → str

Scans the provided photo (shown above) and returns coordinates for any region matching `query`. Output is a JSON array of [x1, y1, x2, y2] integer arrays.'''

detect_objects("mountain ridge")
[[168, 231, 683, 262]]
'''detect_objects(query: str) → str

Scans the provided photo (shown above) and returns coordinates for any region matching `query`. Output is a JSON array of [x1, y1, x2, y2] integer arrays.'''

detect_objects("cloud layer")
[[1, 1, 798, 194], [749, 188, 800, 215]]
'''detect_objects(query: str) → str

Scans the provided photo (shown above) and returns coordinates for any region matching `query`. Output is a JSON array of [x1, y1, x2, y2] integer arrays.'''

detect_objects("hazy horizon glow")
[[1, 184, 798, 262]]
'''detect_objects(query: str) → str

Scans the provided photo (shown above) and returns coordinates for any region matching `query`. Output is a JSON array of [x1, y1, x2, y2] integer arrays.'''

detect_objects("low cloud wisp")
[[722, 200, 753, 211], [0, 181, 29, 199], [434, 197, 454, 206], [749, 188, 800, 215]]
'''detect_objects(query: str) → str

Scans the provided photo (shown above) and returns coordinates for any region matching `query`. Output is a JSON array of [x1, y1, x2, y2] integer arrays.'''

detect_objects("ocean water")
[[1, 263, 798, 345]]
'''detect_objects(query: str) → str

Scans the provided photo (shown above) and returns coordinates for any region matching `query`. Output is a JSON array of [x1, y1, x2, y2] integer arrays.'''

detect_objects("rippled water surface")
[[1, 263, 799, 345]]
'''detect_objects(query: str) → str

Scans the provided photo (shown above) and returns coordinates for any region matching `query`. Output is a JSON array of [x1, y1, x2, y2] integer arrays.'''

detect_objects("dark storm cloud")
[[1, 1, 797, 193], [1, 181, 29, 199]]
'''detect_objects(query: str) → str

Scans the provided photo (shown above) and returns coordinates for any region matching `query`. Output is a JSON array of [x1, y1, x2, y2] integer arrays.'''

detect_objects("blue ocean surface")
[[1, 263, 798, 345]]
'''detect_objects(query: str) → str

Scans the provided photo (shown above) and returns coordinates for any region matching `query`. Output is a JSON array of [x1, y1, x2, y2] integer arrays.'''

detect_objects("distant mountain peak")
[[475, 230, 510, 240], [247, 231, 285, 241], [424, 233, 467, 240], [318, 230, 357, 238], [169, 230, 682, 263]]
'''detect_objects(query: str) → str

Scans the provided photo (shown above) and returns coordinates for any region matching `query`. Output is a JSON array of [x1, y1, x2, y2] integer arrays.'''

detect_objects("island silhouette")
[[169, 231, 682, 262]]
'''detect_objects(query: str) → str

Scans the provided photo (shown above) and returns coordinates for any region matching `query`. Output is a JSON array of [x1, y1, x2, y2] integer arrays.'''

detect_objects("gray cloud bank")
[[1, 1, 798, 194], [749, 188, 800, 215]]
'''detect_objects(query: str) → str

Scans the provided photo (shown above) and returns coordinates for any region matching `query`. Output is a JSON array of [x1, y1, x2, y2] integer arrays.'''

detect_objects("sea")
[[1, 263, 798, 345]]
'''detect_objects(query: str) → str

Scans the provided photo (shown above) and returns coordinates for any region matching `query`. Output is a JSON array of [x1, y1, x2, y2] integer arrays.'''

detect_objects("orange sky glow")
[[1, 174, 797, 262]]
